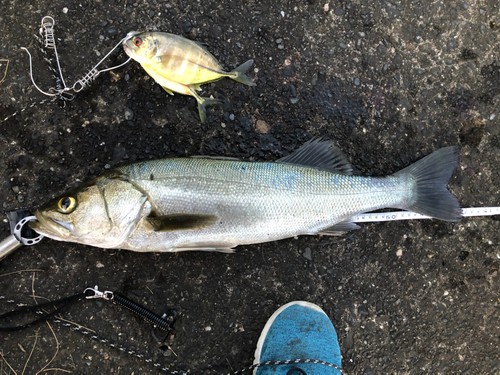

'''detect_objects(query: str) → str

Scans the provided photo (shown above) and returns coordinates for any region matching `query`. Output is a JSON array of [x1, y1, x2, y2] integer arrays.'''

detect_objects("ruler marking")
[[351, 207, 500, 223]]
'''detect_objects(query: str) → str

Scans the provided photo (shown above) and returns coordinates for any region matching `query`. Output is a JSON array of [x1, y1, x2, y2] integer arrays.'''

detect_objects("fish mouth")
[[30, 211, 74, 239], [122, 31, 141, 57], [123, 43, 132, 56]]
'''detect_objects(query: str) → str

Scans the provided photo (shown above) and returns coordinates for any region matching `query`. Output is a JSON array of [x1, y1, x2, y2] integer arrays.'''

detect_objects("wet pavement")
[[0, 0, 499, 373]]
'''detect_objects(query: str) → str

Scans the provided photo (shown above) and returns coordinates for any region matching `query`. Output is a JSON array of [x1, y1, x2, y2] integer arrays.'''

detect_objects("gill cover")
[[123, 32, 159, 64], [31, 177, 149, 248]]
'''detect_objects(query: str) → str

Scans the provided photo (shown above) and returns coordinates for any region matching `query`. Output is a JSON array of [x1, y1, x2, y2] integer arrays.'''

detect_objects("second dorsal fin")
[[277, 138, 353, 175]]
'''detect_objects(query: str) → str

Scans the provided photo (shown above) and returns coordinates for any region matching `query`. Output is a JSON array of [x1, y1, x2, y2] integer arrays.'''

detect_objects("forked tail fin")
[[394, 147, 462, 221], [230, 59, 256, 86]]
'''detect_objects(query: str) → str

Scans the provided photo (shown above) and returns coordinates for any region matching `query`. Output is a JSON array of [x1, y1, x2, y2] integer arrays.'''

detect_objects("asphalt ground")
[[0, 0, 499, 373]]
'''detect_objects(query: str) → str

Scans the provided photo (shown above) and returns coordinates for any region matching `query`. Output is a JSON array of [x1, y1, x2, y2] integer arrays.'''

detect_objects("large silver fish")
[[30, 140, 461, 252]]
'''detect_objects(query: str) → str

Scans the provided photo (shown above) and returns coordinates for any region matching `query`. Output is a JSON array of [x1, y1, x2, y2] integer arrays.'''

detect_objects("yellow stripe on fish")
[[123, 31, 255, 122]]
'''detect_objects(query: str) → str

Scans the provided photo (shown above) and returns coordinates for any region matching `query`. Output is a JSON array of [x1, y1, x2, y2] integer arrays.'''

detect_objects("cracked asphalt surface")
[[1, 0, 499, 373]]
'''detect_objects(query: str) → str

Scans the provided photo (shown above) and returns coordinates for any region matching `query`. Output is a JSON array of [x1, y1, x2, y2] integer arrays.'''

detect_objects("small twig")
[[0, 59, 9, 84], [225, 358, 234, 372], [0, 351, 18, 375], [166, 344, 177, 357], [68, 354, 76, 370], [30, 295, 51, 302], [31, 272, 38, 305], [0, 269, 44, 278], [22, 328, 40, 375], [38, 369, 72, 373], [20, 274, 42, 375], [36, 322, 61, 374]]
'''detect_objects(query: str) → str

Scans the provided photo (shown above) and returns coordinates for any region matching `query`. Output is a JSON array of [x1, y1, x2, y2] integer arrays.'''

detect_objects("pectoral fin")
[[146, 213, 218, 232]]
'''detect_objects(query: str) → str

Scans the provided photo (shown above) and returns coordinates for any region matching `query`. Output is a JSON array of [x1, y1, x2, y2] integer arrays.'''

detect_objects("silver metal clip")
[[22, 15, 132, 98], [84, 286, 114, 300], [39, 16, 68, 90], [40, 16, 56, 49]]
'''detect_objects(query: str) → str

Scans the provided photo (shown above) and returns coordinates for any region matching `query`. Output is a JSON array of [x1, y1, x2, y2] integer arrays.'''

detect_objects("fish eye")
[[133, 37, 142, 47], [57, 197, 76, 213]]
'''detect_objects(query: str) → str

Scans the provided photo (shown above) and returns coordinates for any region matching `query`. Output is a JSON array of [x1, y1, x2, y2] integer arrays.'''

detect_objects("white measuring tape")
[[351, 207, 500, 223]]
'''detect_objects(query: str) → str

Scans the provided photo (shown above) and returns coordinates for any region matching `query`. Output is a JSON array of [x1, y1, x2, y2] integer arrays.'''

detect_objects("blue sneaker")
[[253, 301, 342, 374]]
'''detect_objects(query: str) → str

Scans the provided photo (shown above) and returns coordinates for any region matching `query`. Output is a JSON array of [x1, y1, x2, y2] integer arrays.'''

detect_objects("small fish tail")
[[229, 59, 256, 86], [394, 147, 462, 221], [197, 96, 222, 123]]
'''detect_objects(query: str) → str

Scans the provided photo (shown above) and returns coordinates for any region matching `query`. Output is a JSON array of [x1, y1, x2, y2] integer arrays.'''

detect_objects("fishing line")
[[1, 16, 132, 124], [1, 98, 59, 123]]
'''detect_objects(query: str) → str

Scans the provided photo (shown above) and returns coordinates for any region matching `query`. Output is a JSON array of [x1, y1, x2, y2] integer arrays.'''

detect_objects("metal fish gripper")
[[0, 210, 44, 261]]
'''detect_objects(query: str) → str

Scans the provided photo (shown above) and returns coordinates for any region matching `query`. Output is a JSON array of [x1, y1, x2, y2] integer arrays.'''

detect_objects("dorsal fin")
[[277, 138, 353, 175], [194, 40, 210, 50]]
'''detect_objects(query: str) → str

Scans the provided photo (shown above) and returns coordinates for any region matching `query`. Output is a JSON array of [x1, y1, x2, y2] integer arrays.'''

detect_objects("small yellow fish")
[[123, 31, 255, 122]]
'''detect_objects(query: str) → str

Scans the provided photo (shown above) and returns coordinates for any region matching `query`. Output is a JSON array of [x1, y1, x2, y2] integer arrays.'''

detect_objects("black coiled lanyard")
[[0, 286, 177, 339]]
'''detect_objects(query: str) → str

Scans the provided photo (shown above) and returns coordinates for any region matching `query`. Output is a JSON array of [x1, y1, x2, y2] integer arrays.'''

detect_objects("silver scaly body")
[[120, 158, 412, 251]]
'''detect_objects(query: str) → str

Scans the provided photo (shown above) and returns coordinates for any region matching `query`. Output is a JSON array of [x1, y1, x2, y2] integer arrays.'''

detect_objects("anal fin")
[[318, 221, 360, 236], [162, 86, 175, 95], [172, 246, 235, 253]]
